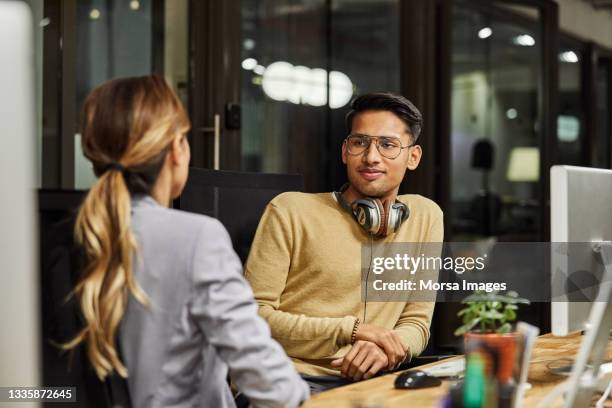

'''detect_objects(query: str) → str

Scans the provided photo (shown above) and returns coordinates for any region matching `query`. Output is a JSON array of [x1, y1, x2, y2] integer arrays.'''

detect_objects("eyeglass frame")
[[343, 133, 418, 160]]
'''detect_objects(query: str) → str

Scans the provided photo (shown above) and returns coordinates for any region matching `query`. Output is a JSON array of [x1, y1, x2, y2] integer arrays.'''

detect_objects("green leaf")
[[481, 310, 504, 319], [497, 323, 512, 334], [504, 308, 517, 321], [454, 317, 482, 336]]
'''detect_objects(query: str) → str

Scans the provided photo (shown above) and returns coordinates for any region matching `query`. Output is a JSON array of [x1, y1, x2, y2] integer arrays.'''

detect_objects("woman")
[[64, 75, 309, 407]]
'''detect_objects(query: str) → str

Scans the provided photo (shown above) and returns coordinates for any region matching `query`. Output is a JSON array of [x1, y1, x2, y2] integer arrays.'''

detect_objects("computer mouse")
[[394, 370, 442, 389]]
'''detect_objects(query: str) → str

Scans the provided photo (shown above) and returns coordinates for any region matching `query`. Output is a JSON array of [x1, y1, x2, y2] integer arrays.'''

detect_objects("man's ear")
[[406, 144, 422, 170], [341, 140, 348, 165]]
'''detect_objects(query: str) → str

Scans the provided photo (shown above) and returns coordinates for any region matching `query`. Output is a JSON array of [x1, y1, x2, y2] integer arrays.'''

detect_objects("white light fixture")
[[261, 61, 353, 109], [262, 61, 293, 102], [558, 115, 580, 142], [89, 8, 101, 20], [243, 38, 255, 50], [308, 68, 327, 107], [513, 34, 535, 47], [253, 64, 265, 75], [559, 51, 579, 63], [478, 27, 492, 39], [241, 58, 258, 70], [507, 147, 540, 182], [329, 71, 353, 109], [129, 0, 140, 10], [506, 108, 518, 120]]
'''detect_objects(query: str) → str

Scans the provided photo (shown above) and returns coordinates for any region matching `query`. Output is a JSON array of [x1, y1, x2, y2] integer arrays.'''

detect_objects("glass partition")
[[595, 60, 611, 168], [240, 0, 400, 192], [557, 38, 587, 166], [450, 1, 542, 241]]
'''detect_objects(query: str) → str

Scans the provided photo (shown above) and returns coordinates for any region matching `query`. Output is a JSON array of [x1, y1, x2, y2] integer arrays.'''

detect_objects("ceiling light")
[[478, 27, 492, 39], [243, 39, 255, 50], [513, 34, 535, 47], [89, 8, 101, 20], [253, 65, 265, 75], [559, 51, 579, 63], [261, 61, 353, 109], [241, 58, 258, 70]]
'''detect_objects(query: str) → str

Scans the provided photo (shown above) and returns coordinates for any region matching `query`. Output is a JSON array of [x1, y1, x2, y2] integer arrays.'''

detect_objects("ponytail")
[[64, 169, 148, 379]]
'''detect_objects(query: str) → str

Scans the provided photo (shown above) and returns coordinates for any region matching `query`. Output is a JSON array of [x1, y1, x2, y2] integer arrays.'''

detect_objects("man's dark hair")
[[345, 92, 423, 142]]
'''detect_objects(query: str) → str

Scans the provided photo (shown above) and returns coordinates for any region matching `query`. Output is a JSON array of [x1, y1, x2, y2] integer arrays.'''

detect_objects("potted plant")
[[454, 290, 530, 383]]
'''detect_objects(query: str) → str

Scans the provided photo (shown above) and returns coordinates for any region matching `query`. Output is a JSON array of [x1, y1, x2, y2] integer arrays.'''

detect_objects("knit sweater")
[[244, 191, 444, 376]]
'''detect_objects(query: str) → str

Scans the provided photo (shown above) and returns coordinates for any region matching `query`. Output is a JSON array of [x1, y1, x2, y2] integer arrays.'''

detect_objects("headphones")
[[334, 184, 410, 237]]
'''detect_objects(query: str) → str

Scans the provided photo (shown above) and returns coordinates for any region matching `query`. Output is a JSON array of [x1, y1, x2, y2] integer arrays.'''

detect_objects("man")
[[244, 93, 443, 392]]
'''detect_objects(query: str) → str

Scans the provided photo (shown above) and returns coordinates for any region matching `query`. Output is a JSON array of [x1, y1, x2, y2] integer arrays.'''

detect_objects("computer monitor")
[[175, 168, 304, 263], [550, 165, 612, 335], [0, 1, 38, 390], [546, 165, 612, 407]]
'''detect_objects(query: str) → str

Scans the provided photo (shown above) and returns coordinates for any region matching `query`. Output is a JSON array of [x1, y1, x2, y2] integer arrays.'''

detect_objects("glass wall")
[[595, 61, 611, 168], [450, 1, 541, 241], [40, 0, 187, 189], [557, 39, 587, 166], [240, 0, 400, 192], [240, 0, 327, 182], [74, 0, 156, 188]]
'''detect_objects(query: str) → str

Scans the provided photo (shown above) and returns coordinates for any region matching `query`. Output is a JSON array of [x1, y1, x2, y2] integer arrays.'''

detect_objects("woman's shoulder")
[[131, 197, 228, 246]]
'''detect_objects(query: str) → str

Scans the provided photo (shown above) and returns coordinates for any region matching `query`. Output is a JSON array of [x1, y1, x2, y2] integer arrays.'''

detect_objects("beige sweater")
[[244, 192, 444, 376]]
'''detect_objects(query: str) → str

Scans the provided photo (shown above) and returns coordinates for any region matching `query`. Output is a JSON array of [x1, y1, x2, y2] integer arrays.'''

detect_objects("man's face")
[[342, 110, 421, 200]]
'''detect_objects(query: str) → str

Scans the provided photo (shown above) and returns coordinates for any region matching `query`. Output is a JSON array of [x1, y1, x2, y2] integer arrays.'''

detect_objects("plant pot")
[[464, 331, 517, 383]]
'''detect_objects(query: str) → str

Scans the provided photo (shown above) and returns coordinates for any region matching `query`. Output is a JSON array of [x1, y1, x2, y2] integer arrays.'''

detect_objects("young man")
[[245, 93, 443, 392]]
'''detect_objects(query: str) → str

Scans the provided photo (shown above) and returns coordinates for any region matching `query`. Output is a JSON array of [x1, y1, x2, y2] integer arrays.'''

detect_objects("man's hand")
[[354, 323, 406, 370], [330, 340, 388, 381]]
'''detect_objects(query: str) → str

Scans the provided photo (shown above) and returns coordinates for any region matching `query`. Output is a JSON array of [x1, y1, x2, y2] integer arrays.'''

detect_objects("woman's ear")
[[169, 134, 187, 167]]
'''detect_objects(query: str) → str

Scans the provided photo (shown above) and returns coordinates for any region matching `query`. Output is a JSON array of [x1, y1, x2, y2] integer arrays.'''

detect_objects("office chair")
[[175, 168, 304, 263], [39, 190, 132, 408]]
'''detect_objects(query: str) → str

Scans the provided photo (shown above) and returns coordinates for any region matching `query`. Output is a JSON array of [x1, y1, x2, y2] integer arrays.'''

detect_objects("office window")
[[557, 38, 587, 166], [595, 61, 611, 168], [240, 0, 400, 192], [41, 0, 184, 189], [74, 0, 156, 188], [450, 2, 542, 241]]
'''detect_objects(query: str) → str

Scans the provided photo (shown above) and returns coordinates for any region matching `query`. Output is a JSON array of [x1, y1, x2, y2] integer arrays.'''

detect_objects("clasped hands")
[[331, 323, 406, 381]]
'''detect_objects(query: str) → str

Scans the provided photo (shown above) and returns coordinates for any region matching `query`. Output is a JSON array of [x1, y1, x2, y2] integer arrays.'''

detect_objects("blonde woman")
[[64, 75, 309, 407]]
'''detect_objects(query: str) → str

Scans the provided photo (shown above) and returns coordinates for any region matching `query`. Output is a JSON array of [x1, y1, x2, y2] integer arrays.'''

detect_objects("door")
[[189, 0, 242, 170]]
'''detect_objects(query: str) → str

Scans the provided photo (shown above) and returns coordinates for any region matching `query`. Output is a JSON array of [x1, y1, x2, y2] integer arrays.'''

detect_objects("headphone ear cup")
[[353, 199, 382, 235], [386, 201, 399, 235], [387, 202, 410, 235]]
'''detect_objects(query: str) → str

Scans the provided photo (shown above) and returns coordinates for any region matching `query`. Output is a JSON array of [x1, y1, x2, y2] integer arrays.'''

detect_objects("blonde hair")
[[63, 75, 190, 379]]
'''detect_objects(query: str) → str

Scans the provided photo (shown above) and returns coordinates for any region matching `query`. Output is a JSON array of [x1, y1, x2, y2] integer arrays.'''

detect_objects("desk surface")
[[303, 332, 612, 407]]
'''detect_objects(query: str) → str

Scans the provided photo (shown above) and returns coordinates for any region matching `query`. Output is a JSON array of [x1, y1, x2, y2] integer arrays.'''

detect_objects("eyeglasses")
[[344, 134, 416, 160]]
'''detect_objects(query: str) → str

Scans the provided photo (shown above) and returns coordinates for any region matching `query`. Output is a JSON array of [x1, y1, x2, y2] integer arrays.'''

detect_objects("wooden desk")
[[303, 332, 612, 407]]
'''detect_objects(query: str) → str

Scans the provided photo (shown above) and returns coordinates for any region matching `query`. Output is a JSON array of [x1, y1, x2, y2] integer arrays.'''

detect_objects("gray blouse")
[[119, 195, 309, 407]]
